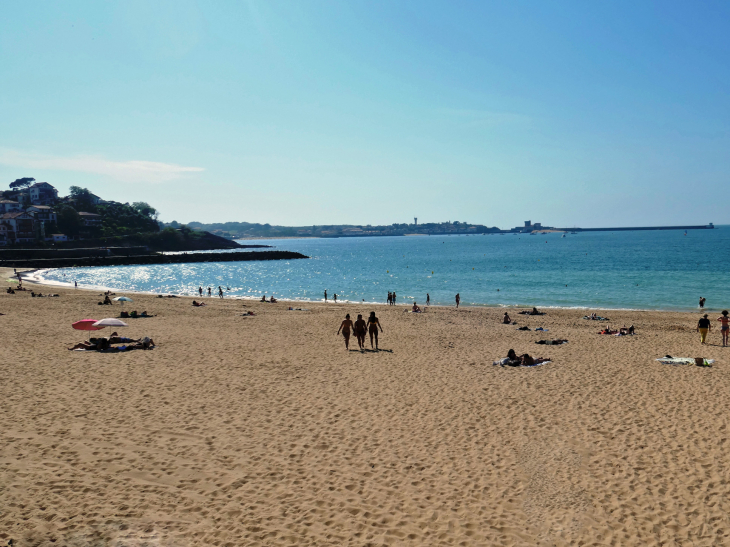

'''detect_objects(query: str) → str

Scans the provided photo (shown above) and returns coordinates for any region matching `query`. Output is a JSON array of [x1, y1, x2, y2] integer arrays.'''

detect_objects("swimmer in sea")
[[337, 313, 354, 350]]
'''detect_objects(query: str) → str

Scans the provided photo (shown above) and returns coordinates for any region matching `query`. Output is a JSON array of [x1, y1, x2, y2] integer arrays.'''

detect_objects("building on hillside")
[[0, 200, 22, 214], [89, 193, 105, 205], [26, 205, 57, 224], [0, 224, 8, 246], [1, 212, 36, 244], [29, 182, 59, 205], [78, 211, 102, 227]]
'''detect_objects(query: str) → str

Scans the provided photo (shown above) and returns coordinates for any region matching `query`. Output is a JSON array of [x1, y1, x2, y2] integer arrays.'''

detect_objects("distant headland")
[[174, 219, 716, 240]]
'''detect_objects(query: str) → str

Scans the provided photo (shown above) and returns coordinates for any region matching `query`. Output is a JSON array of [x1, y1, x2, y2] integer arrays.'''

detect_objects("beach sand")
[[2, 267, 729, 546]]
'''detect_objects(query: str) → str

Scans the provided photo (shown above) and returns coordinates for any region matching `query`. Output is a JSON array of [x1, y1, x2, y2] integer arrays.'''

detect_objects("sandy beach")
[[2, 267, 729, 546]]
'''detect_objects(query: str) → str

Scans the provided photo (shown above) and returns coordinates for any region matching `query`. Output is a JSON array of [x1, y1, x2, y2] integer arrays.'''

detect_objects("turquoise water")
[[37, 227, 729, 311]]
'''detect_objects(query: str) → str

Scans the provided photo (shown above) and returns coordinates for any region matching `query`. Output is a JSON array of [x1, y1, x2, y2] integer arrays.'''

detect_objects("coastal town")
[[0, 178, 160, 246]]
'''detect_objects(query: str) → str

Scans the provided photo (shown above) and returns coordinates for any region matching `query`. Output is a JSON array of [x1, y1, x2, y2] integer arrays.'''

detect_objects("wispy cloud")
[[0, 148, 204, 183]]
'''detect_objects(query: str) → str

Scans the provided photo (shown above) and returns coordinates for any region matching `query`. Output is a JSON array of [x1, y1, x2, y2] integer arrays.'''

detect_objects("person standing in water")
[[455, 293, 460, 308], [392, 291, 396, 306], [700, 296, 706, 309], [698, 314, 711, 344], [366, 311, 384, 350], [337, 314, 354, 350], [354, 314, 367, 350], [74, 281, 78, 289], [426, 293, 430, 306], [199, 286, 203, 296], [218, 286, 224, 299], [207, 287, 212, 297], [718, 310, 729, 347], [387, 292, 392, 305], [324, 289, 328, 302], [333, 293, 337, 303]]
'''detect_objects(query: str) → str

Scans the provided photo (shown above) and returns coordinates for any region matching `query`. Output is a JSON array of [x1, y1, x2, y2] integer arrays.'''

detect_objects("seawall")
[[0, 250, 308, 269]]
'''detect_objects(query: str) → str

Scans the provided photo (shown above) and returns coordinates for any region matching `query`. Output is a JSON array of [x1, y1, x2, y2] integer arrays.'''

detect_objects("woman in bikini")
[[337, 314, 354, 350], [718, 310, 729, 347], [366, 311, 384, 350], [354, 314, 367, 350]]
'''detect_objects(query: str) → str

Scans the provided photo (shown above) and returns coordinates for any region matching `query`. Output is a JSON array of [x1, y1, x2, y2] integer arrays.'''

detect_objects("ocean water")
[[36, 227, 730, 311]]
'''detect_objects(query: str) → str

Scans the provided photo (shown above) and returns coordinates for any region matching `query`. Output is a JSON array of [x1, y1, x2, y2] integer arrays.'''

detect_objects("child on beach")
[[718, 311, 729, 347]]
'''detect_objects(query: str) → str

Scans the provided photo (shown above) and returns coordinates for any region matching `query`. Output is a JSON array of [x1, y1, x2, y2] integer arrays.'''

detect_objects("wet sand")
[[1, 267, 729, 546]]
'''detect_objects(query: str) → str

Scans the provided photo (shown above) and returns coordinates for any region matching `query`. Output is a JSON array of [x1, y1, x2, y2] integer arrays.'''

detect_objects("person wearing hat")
[[697, 314, 712, 344]]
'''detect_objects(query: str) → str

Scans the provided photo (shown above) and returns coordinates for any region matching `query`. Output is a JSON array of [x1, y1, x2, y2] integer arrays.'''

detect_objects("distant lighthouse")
[[414, 217, 418, 225]]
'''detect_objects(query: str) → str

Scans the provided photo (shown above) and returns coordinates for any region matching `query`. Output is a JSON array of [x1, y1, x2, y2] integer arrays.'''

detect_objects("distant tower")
[[414, 217, 418, 226]]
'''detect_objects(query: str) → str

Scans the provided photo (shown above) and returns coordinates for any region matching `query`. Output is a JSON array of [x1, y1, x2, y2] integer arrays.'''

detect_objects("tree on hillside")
[[68, 186, 97, 212], [9, 177, 35, 189], [131, 201, 159, 220], [56, 205, 82, 238]]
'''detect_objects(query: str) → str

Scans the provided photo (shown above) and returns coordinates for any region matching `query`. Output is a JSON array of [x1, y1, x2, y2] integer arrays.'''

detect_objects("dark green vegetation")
[[53, 225, 254, 252]]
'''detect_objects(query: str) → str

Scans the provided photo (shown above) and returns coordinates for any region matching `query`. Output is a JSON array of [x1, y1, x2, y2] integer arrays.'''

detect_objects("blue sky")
[[1, 1, 729, 227]]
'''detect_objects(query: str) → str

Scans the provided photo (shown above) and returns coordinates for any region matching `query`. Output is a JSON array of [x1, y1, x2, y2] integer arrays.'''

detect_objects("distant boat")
[[570, 231, 577, 235]]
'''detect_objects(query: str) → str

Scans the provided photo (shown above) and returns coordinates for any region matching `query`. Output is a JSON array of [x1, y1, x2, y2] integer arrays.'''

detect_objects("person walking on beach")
[[333, 293, 338, 303], [337, 314, 354, 350], [392, 291, 396, 305], [718, 310, 729, 347], [218, 286, 224, 299], [455, 293, 460, 308], [698, 314, 711, 344], [324, 289, 327, 302], [354, 314, 367, 350], [700, 296, 706, 309], [199, 286, 203, 296], [207, 287, 212, 297], [426, 293, 430, 306], [74, 281, 78, 289], [387, 292, 392, 305], [366, 311, 384, 350]]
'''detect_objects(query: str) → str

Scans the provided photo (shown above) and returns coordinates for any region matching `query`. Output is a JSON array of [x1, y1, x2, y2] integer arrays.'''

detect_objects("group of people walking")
[[337, 312, 384, 350]]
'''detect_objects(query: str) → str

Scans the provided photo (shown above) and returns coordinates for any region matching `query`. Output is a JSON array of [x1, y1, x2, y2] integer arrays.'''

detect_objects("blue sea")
[[37, 227, 730, 311]]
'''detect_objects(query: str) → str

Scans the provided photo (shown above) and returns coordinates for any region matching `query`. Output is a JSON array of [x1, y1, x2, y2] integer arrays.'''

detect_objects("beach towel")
[[584, 316, 609, 321], [536, 340, 567, 345], [656, 357, 714, 366]]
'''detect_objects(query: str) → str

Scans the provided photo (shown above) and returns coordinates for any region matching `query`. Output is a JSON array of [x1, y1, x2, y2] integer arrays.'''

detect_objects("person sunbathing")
[[192, 300, 207, 307], [599, 326, 618, 334], [412, 302, 421, 312], [503, 312, 513, 324], [102, 295, 112, 305], [69, 338, 110, 351], [270, 296, 278, 303], [618, 325, 635, 335], [260, 295, 267, 302], [140, 311, 151, 317], [519, 353, 550, 366], [6, 287, 15, 294], [536, 339, 568, 345]]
